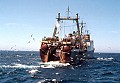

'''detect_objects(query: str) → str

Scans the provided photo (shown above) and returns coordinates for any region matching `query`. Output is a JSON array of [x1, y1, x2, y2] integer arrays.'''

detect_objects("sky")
[[0, 0, 120, 53]]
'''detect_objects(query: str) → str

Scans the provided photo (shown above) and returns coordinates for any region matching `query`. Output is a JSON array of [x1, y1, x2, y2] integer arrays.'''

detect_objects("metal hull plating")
[[40, 50, 94, 65]]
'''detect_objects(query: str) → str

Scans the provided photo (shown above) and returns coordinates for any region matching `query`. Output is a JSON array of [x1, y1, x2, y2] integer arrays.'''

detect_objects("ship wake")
[[39, 61, 70, 68], [0, 62, 70, 69]]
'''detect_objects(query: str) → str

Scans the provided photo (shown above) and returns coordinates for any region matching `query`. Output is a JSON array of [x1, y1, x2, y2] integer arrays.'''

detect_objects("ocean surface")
[[0, 51, 120, 83]]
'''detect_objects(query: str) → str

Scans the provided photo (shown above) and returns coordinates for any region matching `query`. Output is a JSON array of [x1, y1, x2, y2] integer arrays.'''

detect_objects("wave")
[[97, 57, 114, 61], [37, 79, 81, 83], [39, 61, 70, 68], [16, 54, 22, 57], [28, 69, 39, 75], [0, 63, 40, 69], [0, 61, 70, 69]]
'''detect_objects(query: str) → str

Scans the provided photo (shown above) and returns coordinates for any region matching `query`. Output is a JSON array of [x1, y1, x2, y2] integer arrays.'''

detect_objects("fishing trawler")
[[40, 7, 95, 65]]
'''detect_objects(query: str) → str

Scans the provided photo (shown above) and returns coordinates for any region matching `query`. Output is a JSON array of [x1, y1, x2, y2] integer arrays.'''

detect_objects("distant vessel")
[[40, 7, 95, 65]]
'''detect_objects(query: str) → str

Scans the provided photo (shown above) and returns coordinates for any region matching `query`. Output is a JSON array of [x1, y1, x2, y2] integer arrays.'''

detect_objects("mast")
[[53, 26, 57, 37], [76, 13, 80, 36], [56, 7, 80, 37], [52, 6, 90, 51]]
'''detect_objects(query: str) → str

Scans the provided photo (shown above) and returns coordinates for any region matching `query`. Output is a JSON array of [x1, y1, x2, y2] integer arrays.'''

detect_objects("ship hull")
[[40, 49, 94, 65], [69, 49, 94, 65]]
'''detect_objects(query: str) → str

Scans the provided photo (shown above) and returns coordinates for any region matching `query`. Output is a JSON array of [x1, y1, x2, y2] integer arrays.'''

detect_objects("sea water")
[[0, 51, 120, 83]]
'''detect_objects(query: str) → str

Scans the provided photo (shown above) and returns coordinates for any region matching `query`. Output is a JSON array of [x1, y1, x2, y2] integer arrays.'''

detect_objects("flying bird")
[[31, 34, 33, 37], [33, 38, 35, 41], [27, 41, 31, 44], [11, 45, 16, 49]]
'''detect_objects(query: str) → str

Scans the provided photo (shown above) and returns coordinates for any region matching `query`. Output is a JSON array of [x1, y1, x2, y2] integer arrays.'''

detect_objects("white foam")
[[0, 63, 40, 69], [52, 79, 57, 81], [40, 61, 70, 68], [55, 73, 59, 75], [16, 55, 22, 57], [0, 61, 70, 69], [17, 59, 20, 62], [97, 57, 114, 61], [28, 69, 38, 74]]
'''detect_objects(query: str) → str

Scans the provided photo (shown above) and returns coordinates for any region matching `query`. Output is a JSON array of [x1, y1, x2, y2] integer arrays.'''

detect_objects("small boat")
[[40, 7, 95, 65]]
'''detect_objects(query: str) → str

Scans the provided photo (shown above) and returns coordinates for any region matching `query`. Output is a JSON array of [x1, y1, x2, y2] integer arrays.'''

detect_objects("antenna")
[[66, 6, 70, 18], [85, 30, 89, 34], [80, 20, 86, 35]]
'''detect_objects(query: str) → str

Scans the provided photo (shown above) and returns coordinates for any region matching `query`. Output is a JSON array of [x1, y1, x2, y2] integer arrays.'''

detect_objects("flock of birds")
[[27, 34, 35, 44], [10, 34, 36, 51]]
